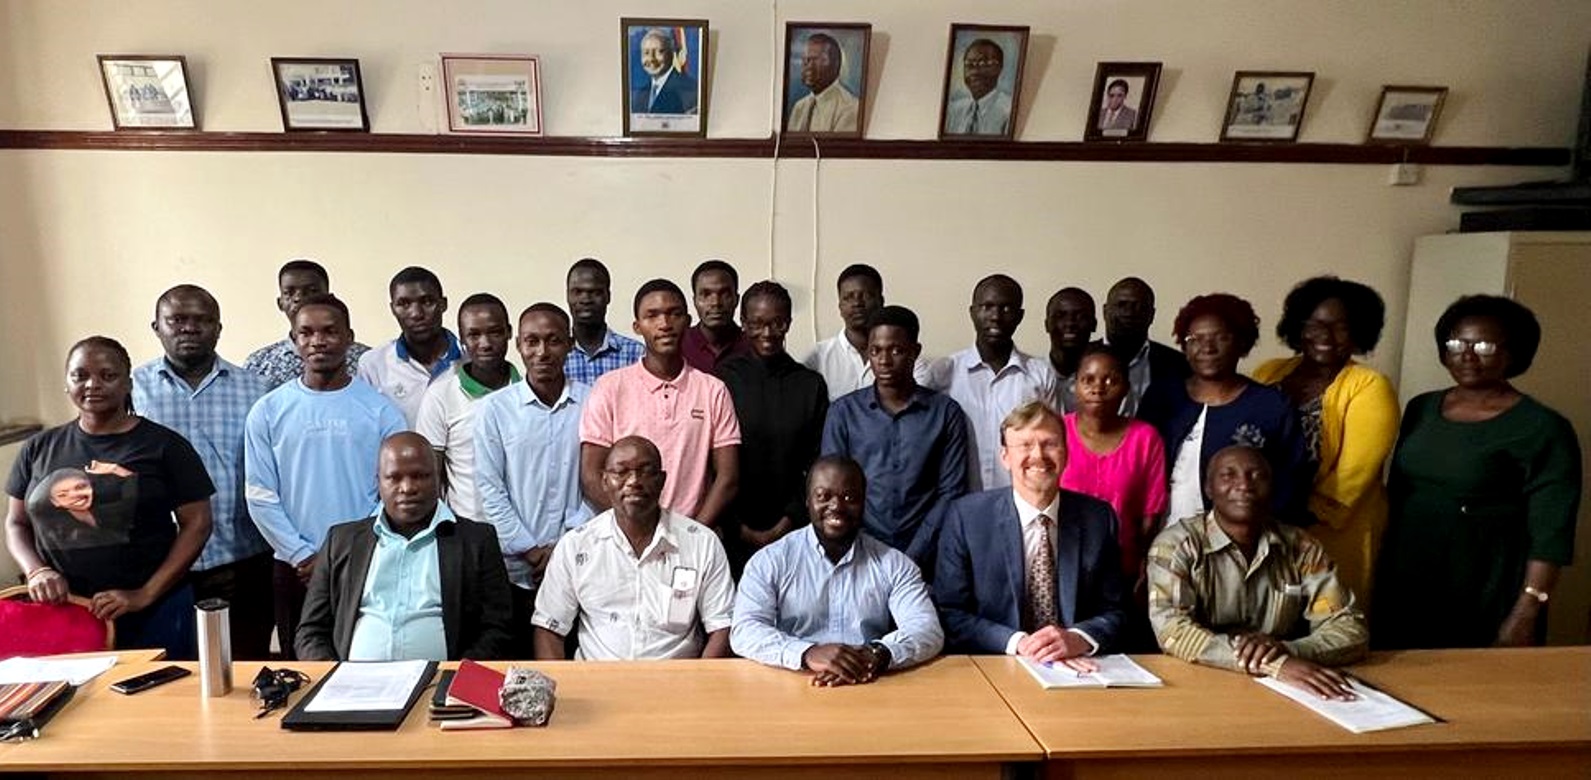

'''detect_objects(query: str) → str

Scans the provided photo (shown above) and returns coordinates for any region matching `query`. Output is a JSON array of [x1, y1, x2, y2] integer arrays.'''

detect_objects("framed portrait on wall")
[[1366, 85, 1448, 144], [270, 58, 369, 132], [441, 55, 543, 136], [1220, 70, 1315, 142], [96, 55, 196, 130], [621, 17, 709, 137], [781, 22, 871, 138], [1083, 62, 1162, 142], [938, 24, 1029, 141]]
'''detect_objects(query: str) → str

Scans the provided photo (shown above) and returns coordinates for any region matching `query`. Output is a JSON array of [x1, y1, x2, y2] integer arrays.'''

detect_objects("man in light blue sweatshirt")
[[245, 293, 407, 658]]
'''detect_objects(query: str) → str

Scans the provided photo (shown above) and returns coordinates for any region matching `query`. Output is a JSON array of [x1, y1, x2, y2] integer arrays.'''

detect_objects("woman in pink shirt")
[[1061, 347, 1168, 596]]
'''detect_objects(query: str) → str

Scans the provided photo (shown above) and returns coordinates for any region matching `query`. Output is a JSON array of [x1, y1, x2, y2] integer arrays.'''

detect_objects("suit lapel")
[[438, 524, 463, 659], [337, 525, 377, 659], [1055, 494, 1081, 627], [998, 497, 1026, 611]]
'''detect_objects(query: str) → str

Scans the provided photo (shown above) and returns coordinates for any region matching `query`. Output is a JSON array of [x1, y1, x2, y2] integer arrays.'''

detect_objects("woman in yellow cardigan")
[[1254, 277, 1399, 607]]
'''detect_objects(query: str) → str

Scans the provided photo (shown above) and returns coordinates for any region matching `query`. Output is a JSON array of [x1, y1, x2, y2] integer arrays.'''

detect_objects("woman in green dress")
[[1374, 295, 1581, 649]]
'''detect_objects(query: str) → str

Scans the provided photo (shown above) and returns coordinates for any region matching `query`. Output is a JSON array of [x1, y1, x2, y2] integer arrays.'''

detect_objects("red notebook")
[[440, 660, 512, 730]]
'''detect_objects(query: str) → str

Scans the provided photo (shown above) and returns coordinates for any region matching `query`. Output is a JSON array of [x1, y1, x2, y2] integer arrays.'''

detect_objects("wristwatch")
[[1523, 586, 1550, 604], [866, 641, 893, 674]]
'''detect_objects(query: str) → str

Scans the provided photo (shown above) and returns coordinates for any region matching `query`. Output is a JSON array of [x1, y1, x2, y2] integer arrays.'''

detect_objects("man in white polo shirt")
[[531, 435, 734, 660], [358, 266, 462, 427], [415, 293, 518, 520]]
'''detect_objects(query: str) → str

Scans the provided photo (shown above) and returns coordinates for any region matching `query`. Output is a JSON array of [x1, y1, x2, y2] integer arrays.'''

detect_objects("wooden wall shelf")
[[0, 130, 1569, 166]]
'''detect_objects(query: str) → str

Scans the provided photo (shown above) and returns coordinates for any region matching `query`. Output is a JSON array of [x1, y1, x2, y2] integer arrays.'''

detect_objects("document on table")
[[303, 660, 433, 713], [1256, 676, 1437, 733], [1018, 655, 1164, 688], [0, 655, 117, 686]]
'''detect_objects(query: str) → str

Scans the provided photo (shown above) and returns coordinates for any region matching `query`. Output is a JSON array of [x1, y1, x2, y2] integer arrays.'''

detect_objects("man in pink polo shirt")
[[580, 279, 741, 529]]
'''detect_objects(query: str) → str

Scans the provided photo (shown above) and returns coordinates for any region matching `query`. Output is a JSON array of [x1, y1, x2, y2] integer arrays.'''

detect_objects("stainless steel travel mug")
[[195, 598, 232, 697]]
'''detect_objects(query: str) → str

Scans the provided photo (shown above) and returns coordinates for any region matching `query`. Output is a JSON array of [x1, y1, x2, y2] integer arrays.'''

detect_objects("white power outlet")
[[417, 63, 439, 133], [1388, 162, 1421, 186]]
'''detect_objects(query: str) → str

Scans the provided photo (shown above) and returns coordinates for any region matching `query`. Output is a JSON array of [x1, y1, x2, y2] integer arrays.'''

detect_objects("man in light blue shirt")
[[134, 284, 274, 659], [245, 293, 407, 659], [475, 303, 592, 652], [732, 455, 943, 685], [296, 432, 513, 661]]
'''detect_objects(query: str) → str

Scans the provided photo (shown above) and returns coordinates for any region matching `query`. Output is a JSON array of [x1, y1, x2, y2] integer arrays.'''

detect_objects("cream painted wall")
[[0, 0, 1586, 426]]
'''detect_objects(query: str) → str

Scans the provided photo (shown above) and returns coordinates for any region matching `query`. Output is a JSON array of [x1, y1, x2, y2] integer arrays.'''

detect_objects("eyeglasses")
[[1181, 332, 1235, 350], [1444, 338, 1500, 357]]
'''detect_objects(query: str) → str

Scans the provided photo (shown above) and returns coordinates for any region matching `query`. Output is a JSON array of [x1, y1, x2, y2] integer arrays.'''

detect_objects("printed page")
[[303, 660, 431, 713], [1257, 676, 1436, 734]]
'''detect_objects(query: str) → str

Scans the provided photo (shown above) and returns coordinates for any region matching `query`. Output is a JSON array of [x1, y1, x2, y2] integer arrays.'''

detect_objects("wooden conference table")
[[2, 648, 1586, 778]]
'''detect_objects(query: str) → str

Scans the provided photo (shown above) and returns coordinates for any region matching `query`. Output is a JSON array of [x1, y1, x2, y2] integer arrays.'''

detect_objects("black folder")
[[281, 661, 438, 731]]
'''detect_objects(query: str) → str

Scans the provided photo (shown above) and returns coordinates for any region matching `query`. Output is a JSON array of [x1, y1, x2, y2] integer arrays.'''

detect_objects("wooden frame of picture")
[[1366, 85, 1449, 145], [1219, 70, 1316, 143], [780, 22, 872, 139], [441, 54, 544, 137], [1083, 61, 1163, 142], [937, 23, 1030, 141], [96, 55, 197, 130], [620, 17, 710, 138], [270, 57, 370, 132]]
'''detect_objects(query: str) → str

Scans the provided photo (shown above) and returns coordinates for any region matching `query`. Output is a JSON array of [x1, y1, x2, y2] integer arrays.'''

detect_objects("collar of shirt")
[[457, 362, 521, 400], [803, 524, 861, 568], [864, 384, 932, 414], [640, 361, 692, 394], [518, 378, 580, 411], [973, 89, 1003, 111], [156, 356, 230, 394], [577, 327, 623, 358], [1102, 335, 1153, 369], [650, 71, 671, 91], [592, 509, 681, 561], [1201, 511, 1283, 574], [372, 501, 456, 546], [394, 330, 463, 379], [954, 346, 1034, 379], [1011, 490, 1061, 529]]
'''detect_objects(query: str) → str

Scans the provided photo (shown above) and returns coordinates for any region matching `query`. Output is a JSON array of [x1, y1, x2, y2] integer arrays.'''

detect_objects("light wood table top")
[[3, 656, 1040, 774], [974, 646, 1591, 758]]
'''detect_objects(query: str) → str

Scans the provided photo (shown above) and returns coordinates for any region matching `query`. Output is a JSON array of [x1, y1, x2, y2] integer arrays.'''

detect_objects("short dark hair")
[[973, 274, 1023, 305], [806, 454, 866, 491], [1107, 78, 1130, 94], [1173, 293, 1261, 357], [154, 284, 219, 318], [279, 259, 328, 286], [66, 336, 135, 412], [633, 279, 688, 318], [457, 292, 508, 326], [519, 302, 572, 330], [807, 32, 842, 62], [291, 292, 351, 326], [966, 38, 1004, 64], [837, 263, 883, 292], [567, 257, 611, 285], [1275, 276, 1386, 354], [1077, 343, 1124, 371], [388, 266, 443, 299], [740, 280, 792, 317], [690, 259, 739, 292], [1433, 294, 1541, 378], [867, 304, 920, 342]]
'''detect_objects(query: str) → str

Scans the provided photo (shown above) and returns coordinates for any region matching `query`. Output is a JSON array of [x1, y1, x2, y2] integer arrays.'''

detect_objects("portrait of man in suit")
[[783, 25, 870, 137], [1098, 78, 1138, 131], [939, 25, 1029, 141], [622, 19, 708, 136], [1084, 63, 1161, 143]]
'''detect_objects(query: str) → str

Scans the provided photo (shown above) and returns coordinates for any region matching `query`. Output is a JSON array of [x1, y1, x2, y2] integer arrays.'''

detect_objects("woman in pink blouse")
[[1061, 347, 1169, 595]]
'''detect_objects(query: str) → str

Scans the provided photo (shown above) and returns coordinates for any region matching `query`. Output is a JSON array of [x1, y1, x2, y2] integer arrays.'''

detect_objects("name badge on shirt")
[[667, 566, 699, 627], [1281, 583, 1306, 598]]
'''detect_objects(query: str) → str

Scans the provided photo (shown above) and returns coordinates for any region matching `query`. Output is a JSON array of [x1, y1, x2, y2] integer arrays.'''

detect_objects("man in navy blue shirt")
[[821, 305, 969, 580]]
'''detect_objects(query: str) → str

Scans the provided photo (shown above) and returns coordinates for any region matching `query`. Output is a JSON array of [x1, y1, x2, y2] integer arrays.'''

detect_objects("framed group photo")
[[938, 24, 1030, 141], [442, 55, 543, 136], [1084, 62, 1162, 142], [1367, 85, 1448, 144], [97, 55, 196, 130], [1220, 70, 1315, 142], [621, 18, 709, 137], [781, 23, 871, 138], [270, 58, 369, 131]]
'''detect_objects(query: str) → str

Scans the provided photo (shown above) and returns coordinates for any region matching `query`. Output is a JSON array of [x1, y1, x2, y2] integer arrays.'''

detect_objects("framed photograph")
[[781, 23, 871, 138], [270, 58, 369, 132], [621, 18, 709, 137], [1366, 85, 1448, 144], [938, 24, 1030, 141], [1084, 62, 1162, 142], [1220, 71, 1315, 142], [441, 55, 542, 136], [96, 55, 196, 130]]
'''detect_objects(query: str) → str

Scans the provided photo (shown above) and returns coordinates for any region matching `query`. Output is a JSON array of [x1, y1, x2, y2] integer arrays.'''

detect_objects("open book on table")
[[1017, 654, 1164, 689]]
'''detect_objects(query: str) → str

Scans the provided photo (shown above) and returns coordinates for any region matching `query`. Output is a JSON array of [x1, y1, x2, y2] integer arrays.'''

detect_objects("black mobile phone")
[[110, 665, 191, 695]]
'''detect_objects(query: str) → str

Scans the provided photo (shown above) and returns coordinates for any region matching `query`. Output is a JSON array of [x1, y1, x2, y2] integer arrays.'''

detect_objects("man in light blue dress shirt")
[[475, 303, 592, 653], [134, 285, 274, 659], [732, 456, 943, 685]]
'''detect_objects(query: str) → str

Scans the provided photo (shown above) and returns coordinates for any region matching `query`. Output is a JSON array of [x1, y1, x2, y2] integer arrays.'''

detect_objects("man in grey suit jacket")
[[935, 400, 1130, 664], [1098, 79, 1138, 131], [296, 432, 514, 661]]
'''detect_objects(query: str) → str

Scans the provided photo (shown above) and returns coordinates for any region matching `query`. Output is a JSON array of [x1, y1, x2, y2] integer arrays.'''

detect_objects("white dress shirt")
[[803, 330, 932, 401], [927, 347, 1060, 491]]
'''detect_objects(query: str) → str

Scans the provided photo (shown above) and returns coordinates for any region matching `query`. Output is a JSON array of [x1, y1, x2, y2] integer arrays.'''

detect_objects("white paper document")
[[0, 655, 117, 686], [303, 660, 431, 713], [1018, 655, 1164, 689], [1256, 676, 1437, 733]]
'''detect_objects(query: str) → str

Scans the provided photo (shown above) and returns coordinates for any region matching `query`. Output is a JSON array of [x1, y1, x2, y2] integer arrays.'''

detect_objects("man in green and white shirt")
[[416, 294, 519, 520]]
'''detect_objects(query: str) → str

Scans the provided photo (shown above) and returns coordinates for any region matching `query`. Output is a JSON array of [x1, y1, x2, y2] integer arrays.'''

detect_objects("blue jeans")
[[116, 584, 197, 660]]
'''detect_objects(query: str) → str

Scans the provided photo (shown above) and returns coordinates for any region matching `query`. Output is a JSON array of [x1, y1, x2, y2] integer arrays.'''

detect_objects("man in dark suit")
[[630, 28, 698, 115], [296, 432, 513, 661], [1091, 276, 1188, 417], [936, 400, 1130, 663]]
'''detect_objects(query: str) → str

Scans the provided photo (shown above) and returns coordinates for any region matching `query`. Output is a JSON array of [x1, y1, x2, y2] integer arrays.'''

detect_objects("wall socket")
[[417, 63, 438, 133], [1388, 162, 1421, 186]]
